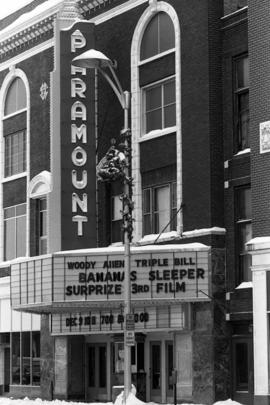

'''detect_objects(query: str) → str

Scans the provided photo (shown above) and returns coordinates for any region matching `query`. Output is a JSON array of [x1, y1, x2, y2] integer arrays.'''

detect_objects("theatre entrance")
[[149, 339, 174, 403], [86, 343, 107, 401]]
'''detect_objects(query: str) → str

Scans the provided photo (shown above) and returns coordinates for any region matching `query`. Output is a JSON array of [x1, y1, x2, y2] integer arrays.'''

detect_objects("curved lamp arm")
[[72, 48, 130, 111], [98, 64, 130, 131], [98, 64, 127, 109]]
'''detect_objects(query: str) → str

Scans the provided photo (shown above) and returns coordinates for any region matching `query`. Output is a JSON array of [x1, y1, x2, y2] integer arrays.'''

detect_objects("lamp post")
[[72, 49, 133, 403]]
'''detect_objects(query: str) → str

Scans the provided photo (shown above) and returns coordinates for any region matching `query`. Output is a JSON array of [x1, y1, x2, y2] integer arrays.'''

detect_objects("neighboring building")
[[0, 1, 268, 405]]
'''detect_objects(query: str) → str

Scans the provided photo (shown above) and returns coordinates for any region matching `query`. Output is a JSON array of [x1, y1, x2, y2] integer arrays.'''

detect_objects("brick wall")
[[19, 47, 53, 257], [249, 0, 270, 237], [208, 0, 224, 228], [222, 9, 249, 289], [0, 47, 53, 256]]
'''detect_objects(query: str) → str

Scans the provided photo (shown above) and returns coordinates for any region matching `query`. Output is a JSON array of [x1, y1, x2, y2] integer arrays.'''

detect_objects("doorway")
[[86, 343, 107, 401], [166, 342, 173, 400], [232, 337, 253, 405], [4, 348, 10, 392], [150, 342, 161, 401], [149, 340, 174, 403]]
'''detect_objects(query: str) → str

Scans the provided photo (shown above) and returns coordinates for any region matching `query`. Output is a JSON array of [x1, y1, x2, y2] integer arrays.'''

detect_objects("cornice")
[[0, 17, 54, 59], [0, 0, 113, 61], [78, 0, 111, 15], [0, 3, 61, 44]]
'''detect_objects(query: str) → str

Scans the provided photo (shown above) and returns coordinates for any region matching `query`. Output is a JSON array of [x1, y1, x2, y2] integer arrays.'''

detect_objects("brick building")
[[0, 0, 268, 405]]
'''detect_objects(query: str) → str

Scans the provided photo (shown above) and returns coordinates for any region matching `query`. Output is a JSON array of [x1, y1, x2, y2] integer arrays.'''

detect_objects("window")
[[234, 56, 249, 151], [131, 5, 180, 240], [4, 77, 27, 116], [111, 195, 122, 243], [141, 12, 175, 61], [3, 77, 27, 178], [12, 332, 20, 384], [4, 130, 26, 177], [32, 331, 40, 385], [114, 341, 124, 373], [235, 187, 252, 283], [143, 77, 176, 134], [38, 198, 47, 254], [143, 182, 176, 235], [22, 332, 30, 385], [4, 203, 26, 261], [11, 331, 40, 386]]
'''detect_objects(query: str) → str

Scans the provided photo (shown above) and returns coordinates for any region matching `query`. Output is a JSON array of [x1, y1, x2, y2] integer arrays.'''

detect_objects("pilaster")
[[247, 237, 270, 404], [54, 336, 68, 399]]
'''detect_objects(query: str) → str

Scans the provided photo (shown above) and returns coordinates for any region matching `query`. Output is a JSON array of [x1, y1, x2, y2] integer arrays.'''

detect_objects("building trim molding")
[[29, 171, 52, 199], [0, 0, 115, 58], [0, 18, 54, 58], [0, 39, 54, 72], [90, 0, 148, 25]]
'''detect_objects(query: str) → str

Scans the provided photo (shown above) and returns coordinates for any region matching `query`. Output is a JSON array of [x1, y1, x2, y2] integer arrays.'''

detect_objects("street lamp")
[[72, 49, 133, 403]]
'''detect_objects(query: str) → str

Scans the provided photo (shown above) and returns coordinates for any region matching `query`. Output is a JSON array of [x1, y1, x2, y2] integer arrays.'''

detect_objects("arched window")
[[131, 3, 182, 241], [140, 12, 175, 61], [29, 171, 51, 255], [3, 77, 27, 178], [1, 71, 28, 261], [140, 12, 176, 136], [4, 77, 27, 116]]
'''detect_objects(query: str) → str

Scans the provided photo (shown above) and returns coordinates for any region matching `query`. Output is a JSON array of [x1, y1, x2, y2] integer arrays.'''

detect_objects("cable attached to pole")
[[154, 202, 184, 244]]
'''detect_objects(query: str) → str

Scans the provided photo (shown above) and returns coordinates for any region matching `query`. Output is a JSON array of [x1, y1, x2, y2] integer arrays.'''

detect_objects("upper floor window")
[[4, 130, 26, 177], [141, 12, 175, 61], [234, 55, 249, 152], [111, 194, 122, 243], [235, 187, 252, 284], [3, 77, 27, 178], [4, 203, 26, 261], [4, 77, 27, 116], [38, 198, 47, 255], [143, 182, 176, 235], [143, 77, 176, 134]]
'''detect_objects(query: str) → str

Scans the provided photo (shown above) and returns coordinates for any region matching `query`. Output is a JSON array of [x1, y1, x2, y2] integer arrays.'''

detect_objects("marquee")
[[10, 244, 210, 314]]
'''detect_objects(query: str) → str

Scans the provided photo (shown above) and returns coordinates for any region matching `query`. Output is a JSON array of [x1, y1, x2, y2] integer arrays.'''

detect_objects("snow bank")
[[0, 399, 105, 405], [213, 400, 243, 405], [0, 397, 244, 405], [115, 392, 145, 405]]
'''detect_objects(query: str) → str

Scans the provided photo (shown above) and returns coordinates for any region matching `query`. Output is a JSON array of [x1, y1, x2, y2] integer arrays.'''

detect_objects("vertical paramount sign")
[[70, 31, 89, 236], [60, 22, 96, 250]]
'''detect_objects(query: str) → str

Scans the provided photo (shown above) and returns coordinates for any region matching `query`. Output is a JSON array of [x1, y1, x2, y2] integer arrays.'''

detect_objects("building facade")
[[0, 0, 269, 405]]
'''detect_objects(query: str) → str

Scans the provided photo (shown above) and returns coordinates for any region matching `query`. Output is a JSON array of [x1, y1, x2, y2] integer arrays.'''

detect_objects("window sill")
[[234, 147, 250, 157], [139, 126, 176, 143], [235, 281, 252, 289], [2, 172, 27, 183], [137, 231, 180, 245], [10, 384, 40, 388]]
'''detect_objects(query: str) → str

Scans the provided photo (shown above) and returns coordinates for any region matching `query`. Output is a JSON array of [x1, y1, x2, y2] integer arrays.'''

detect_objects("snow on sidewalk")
[[0, 395, 243, 405]]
